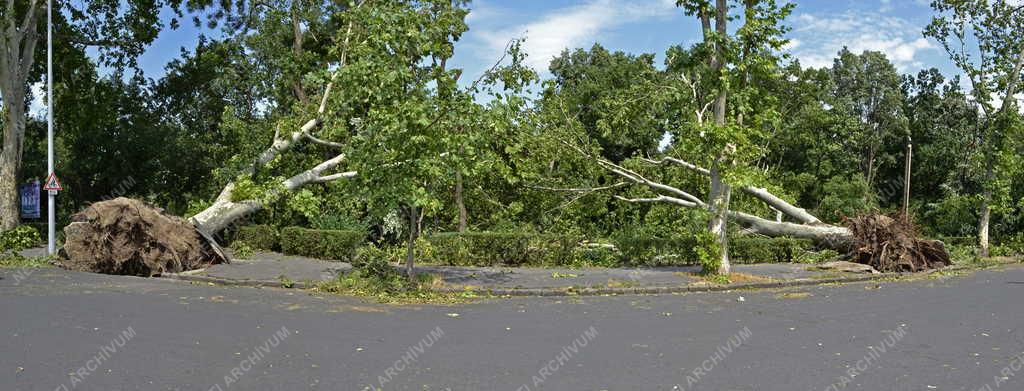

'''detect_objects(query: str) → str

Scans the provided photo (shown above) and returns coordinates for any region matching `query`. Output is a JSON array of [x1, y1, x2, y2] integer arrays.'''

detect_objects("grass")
[[676, 271, 771, 285], [0, 254, 55, 269], [312, 269, 479, 304]]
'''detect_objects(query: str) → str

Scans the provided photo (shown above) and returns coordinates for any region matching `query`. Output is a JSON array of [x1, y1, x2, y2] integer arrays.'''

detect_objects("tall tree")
[[828, 49, 908, 190], [0, 0, 188, 230], [545, 44, 668, 163], [926, 0, 1024, 256]]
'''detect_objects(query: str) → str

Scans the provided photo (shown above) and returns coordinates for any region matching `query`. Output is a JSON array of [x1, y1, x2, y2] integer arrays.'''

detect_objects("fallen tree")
[[589, 154, 950, 272], [61, 18, 362, 275], [59, 1, 480, 276], [61, 198, 227, 276]]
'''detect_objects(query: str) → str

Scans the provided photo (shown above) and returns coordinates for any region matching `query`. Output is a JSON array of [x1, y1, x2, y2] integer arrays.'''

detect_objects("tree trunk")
[[405, 206, 418, 276], [978, 153, 994, 257], [191, 153, 354, 235], [707, 159, 731, 274], [0, 98, 26, 231], [455, 169, 467, 232], [0, 5, 40, 232]]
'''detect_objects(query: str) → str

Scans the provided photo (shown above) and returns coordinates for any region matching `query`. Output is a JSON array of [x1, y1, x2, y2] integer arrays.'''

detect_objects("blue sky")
[[136, 0, 959, 83]]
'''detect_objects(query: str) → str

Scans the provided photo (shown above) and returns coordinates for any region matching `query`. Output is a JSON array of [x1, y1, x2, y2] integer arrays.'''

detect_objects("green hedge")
[[613, 235, 697, 266], [730, 237, 815, 263], [280, 226, 365, 261], [427, 232, 578, 267], [233, 225, 279, 251], [613, 234, 816, 266], [426, 232, 818, 267]]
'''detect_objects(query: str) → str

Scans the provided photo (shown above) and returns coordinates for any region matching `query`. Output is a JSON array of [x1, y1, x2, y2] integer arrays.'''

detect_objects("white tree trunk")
[[598, 155, 856, 252], [707, 160, 731, 274], [0, 4, 42, 231], [190, 154, 355, 235]]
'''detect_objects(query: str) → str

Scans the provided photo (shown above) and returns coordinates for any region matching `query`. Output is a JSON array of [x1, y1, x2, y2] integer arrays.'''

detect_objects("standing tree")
[[829, 49, 909, 192], [926, 0, 1024, 256], [0, 0, 193, 230]]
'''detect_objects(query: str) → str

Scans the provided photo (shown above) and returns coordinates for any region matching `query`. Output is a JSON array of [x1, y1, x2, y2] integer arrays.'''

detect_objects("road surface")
[[2, 265, 1023, 390]]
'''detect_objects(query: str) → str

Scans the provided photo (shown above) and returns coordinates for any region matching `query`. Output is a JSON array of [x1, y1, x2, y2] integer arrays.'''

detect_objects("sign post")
[[46, 0, 55, 255]]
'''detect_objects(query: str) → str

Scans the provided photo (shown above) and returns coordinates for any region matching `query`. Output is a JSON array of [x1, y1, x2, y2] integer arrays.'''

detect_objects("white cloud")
[[470, 0, 677, 72], [788, 11, 937, 71]]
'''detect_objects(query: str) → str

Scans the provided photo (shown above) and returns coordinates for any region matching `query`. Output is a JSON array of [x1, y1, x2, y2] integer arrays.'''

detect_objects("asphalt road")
[[2, 265, 1023, 391]]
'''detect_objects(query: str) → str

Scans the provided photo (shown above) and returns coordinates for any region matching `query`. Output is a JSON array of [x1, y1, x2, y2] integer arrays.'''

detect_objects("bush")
[[568, 243, 621, 268], [816, 175, 877, 223], [997, 232, 1024, 256], [1, 225, 42, 252], [352, 244, 401, 279], [233, 242, 255, 259], [233, 225, 279, 251], [427, 232, 577, 267], [730, 236, 815, 264], [612, 233, 697, 267], [612, 230, 817, 266], [280, 226, 366, 261]]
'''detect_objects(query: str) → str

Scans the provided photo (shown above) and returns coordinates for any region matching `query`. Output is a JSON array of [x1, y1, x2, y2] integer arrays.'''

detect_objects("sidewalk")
[[162, 251, 887, 295]]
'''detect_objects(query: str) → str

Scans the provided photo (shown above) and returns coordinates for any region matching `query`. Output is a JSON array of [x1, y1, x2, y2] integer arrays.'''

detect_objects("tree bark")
[[0, 99, 25, 231], [0, 3, 42, 231], [455, 168, 467, 232], [978, 154, 993, 257], [707, 159, 731, 274], [290, 3, 308, 105], [602, 155, 856, 251], [190, 153, 354, 235], [405, 205, 418, 276]]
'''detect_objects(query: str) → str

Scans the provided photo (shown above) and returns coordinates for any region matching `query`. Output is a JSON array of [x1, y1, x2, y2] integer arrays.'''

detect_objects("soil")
[[60, 198, 226, 276], [846, 214, 951, 272]]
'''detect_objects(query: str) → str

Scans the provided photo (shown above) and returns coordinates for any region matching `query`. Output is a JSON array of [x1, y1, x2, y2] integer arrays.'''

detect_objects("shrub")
[[730, 236, 815, 264], [1, 225, 42, 252], [427, 232, 577, 267], [233, 242, 255, 259], [233, 225, 279, 251], [352, 244, 401, 279], [997, 232, 1024, 256], [280, 227, 366, 261], [695, 231, 722, 275], [816, 175, 877, 223], [612, 230, 816, 266], [612, 233, 697, 267], [568, 243, 621, 268]]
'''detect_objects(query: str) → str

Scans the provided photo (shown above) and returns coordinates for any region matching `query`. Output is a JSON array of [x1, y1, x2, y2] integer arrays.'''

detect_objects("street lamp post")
[[46, 0, 55, 255]]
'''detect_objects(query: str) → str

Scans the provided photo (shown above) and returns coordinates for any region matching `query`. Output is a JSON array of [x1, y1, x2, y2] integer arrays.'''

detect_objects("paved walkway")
[[165, 251, 861, 293]]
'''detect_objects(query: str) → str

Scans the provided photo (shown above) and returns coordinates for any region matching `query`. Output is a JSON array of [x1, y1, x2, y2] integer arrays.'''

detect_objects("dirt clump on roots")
[[845, 214, 951, 273], [60, 197, 226, 276]]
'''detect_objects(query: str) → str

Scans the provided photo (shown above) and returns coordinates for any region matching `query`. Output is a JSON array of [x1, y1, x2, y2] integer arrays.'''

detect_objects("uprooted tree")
[[587, 154, 950, 272], [62, 0, 484, 275], [536, 0, 950, 274]]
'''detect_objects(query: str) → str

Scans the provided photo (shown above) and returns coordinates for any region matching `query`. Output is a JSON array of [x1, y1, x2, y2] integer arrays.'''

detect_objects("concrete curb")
[[161, 260, 1019, 297], [431, 274, 892, 297], [161, 273, 313, 290], [162, 270, 893, 297]]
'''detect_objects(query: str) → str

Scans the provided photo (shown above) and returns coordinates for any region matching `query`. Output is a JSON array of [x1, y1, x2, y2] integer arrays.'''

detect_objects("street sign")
[[19, 181, 40, 219], [43, 172, 62, 192]]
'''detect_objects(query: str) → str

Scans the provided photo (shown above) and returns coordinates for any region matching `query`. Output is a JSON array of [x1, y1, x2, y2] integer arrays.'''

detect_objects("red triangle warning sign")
[[43, 172, 62, 191]]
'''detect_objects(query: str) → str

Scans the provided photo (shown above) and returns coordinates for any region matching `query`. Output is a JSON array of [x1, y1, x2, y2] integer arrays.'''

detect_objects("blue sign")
[[19, 181, 40, 219]]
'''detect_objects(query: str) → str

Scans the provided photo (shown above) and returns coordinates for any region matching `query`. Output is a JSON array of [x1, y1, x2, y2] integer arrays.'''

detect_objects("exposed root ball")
[[60, 198, 225, 276], [845, 214, 950, 272]]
